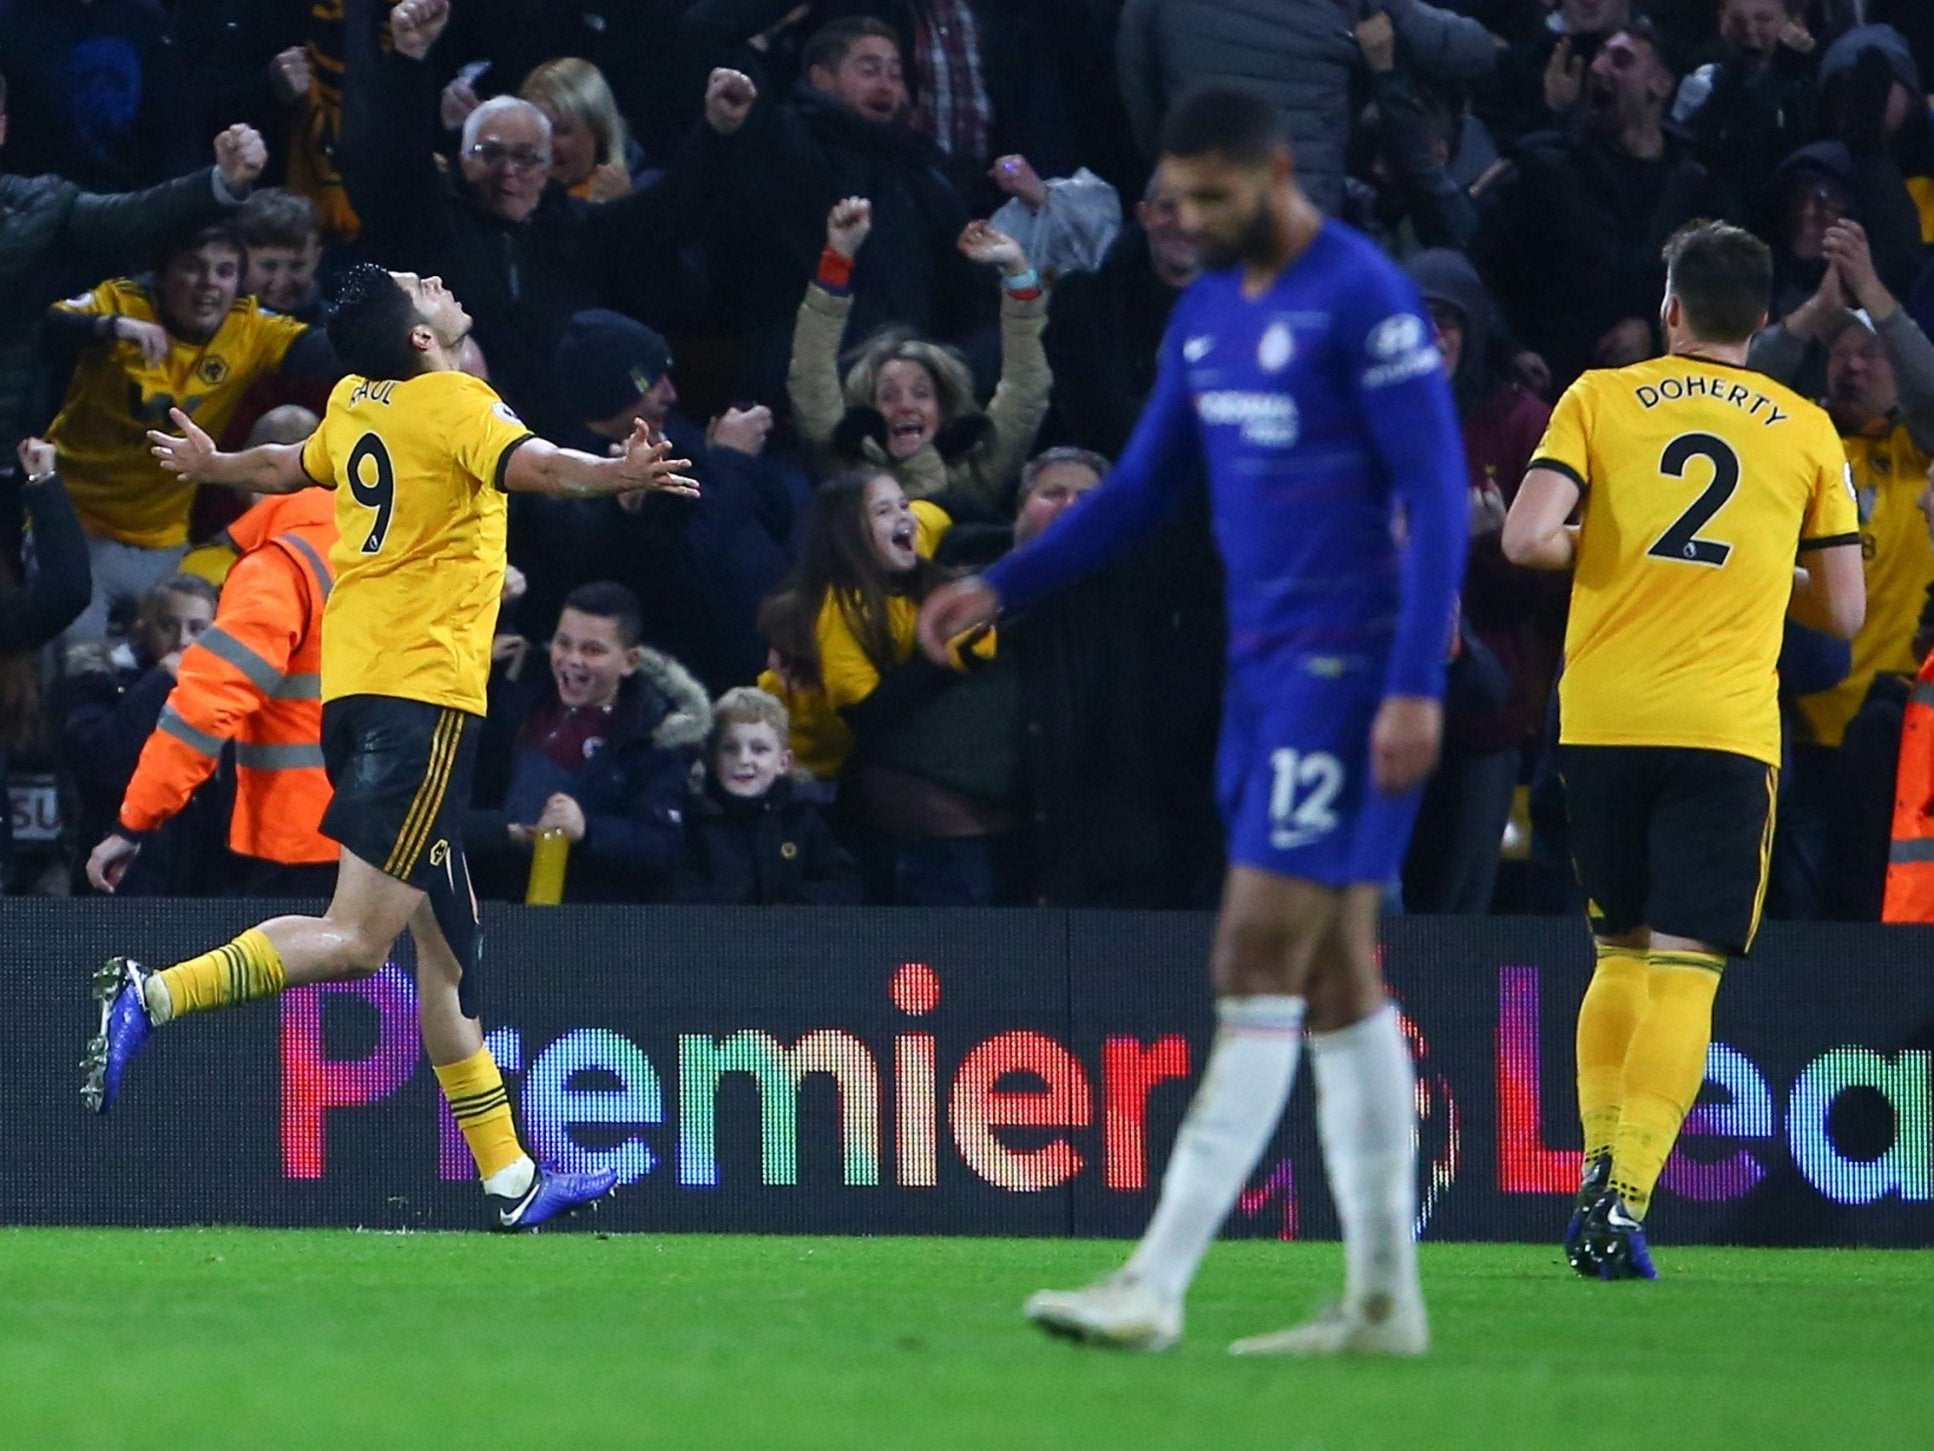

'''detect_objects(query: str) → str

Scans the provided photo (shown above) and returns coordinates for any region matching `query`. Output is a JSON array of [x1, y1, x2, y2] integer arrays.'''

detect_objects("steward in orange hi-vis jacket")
[[116, 488, 339, 871], [1883, 651, 1934, 922]]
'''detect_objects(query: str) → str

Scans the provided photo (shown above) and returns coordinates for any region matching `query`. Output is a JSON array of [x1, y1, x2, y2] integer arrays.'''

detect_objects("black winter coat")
[[509, 414, 794, 693], [338, 39, 729, 442], [1477, 133, 1728, 389], [673, 776, 862, 906], [937, 505, 1225, 909], [1041, 223, 1182, 457], [702, 79, 989, 392], [53, 647, 231, 897], [466, 651, 713, 902], [0, 474, 90, 883]]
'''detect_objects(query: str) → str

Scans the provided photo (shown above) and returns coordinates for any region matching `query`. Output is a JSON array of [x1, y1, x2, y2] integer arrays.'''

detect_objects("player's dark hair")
[[802, 16, 902, 75], [237, 187, 320, 252], [1662, 220, 1772, 344], [758, 469, 951, 690], [1161, 84, 1284, 167], [561, 580, 644, 649], [325, 264, 424, 381]]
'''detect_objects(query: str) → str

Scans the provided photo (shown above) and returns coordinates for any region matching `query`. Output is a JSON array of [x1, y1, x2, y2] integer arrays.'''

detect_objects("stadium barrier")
[[7, 901, 1931, 1246]]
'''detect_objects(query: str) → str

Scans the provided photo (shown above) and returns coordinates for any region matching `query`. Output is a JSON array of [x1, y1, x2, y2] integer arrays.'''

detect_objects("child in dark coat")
[[675, 687, 861, 905]]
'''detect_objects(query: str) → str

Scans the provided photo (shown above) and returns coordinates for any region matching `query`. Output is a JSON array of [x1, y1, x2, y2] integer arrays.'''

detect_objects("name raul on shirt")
[[1634, 372, 1789, 426]]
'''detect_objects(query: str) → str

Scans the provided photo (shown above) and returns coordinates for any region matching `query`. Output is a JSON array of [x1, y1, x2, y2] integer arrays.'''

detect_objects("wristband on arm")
[[1002, 266, 1042, 300], [816, 247, 855, 292]]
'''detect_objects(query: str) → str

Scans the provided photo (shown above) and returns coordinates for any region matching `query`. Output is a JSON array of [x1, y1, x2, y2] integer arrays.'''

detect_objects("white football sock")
[[142, 974, 174, 1026], [1123, 995, 1305, 1301], [1311, 1002, 1422, 1314], [482, 1155, 536, 1199]]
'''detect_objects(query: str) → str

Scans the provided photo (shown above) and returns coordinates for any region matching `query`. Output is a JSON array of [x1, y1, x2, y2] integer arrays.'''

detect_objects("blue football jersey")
[[988, 219, 1467, 702]]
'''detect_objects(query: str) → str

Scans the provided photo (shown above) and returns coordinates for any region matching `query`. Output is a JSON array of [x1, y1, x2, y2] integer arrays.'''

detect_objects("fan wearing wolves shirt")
[[920, 86, 1467, 1357]]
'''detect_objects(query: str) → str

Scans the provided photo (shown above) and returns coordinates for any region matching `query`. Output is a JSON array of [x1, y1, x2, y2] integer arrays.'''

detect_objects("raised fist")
[[988, 154, 1047, 209], [270, 46, 312, 105], [705, 68, 758, 135], [439, 75, 480, 132], [827, 196, 873, 259], [389, 0, 451, 61], [213, 124, 267, 190], [1543, 37, 1584, 114]]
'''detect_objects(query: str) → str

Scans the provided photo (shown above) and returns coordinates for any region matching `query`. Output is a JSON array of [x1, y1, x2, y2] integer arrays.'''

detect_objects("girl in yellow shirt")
[[757, 469, 990, 779]]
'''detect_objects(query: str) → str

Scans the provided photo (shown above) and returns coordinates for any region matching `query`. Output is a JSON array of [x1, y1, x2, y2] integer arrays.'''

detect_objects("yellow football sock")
[[1611, 952, 1724, 1218], [1575, 942, 1650, 1164], [434, 1046, 525, 1182], [150, 928, 287, 1024]]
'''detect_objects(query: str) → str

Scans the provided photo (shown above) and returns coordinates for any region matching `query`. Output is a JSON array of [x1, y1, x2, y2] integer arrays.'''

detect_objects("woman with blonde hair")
[[789, 198, 1051, 511], [519, 57, 634, 202]]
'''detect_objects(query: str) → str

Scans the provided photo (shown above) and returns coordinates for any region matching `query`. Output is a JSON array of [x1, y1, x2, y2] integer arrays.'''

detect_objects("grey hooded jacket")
[[1117, 0, 1499, 214]]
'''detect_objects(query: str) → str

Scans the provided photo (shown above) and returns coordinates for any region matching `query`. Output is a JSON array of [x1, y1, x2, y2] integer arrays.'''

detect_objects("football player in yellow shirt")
[[83, 264, 697, 1231], [1503, 221, 1864, 1278]]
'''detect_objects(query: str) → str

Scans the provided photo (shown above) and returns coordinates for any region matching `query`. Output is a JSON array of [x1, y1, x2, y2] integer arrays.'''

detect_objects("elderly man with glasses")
[[334, 0, 756, 444]]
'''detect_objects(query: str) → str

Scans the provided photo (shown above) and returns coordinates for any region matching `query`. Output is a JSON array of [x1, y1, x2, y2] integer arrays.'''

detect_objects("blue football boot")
[[82, 957, 154, 1114], [1581, 1191, 1659, 1281], [1564, 1155, 1612, 1276], [490, 1162, 620, 1231]]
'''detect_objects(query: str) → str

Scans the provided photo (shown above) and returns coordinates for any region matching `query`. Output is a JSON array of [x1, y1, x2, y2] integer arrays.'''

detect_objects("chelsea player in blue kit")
[[920, 87, 1467, 1356]]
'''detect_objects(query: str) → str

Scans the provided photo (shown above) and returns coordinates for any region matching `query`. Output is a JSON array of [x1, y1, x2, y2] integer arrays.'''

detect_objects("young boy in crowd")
[[675, 687, 861, 905], [59, 574, 227, 894], [466, 581, 709, 903]]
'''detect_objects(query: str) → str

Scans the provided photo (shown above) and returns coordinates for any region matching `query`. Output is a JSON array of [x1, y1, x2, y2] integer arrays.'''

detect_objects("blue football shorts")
[[1216, 659, 1425, 888]]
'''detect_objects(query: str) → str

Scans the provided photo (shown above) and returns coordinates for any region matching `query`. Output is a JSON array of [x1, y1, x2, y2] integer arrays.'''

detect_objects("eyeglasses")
[[467, 141, 552, 173]]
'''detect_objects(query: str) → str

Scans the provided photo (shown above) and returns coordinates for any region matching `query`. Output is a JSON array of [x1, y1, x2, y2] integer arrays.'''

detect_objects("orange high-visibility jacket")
[[119, 489, 339, 864], [1883, 653, 1934, 922]]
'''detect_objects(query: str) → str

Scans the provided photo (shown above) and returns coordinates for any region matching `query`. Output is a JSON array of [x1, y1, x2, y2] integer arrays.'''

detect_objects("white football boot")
[[1024, 1272, 1183, 1352], [1228, 1296, 1429, 1358]]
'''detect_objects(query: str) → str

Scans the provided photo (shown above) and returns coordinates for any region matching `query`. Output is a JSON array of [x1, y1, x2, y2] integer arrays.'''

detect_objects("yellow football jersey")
[[49, 280, 308, 548], [301, 370, 533, 716], [1793, 422, 1934, 747], [1538, 356, 1859, 767]]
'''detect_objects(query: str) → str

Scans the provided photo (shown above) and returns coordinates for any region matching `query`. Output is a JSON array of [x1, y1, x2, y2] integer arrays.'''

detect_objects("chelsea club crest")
[[1258, 320, 1294, 372]]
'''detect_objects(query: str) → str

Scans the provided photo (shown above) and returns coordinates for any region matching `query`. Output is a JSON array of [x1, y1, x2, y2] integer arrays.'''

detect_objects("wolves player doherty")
[[920, 87, 1467, 1355], [83, 264, 698, 1230], [1503, 223, 1863, 1277]]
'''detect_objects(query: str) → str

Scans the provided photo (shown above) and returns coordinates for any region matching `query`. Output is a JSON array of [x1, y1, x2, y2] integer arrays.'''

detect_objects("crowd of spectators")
[[4, 0, 1934, 917]]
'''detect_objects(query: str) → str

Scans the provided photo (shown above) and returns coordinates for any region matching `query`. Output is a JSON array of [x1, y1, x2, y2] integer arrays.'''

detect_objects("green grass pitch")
[[2, 1230, 1925, 1450]]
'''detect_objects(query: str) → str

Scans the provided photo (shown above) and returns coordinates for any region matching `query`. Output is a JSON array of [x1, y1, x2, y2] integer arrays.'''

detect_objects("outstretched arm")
[[918, 325, 1198, 664], [983, 322, 1195, 605], [62, 124, 267, 271], [501, 419, 699, 499], [147, 407, 314, 494], [960, 220, 1053, 505]]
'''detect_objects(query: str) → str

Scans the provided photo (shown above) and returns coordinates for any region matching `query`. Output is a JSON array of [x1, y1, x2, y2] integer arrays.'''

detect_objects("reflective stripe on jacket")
[[1883, 657, 1934, 922], [119, 493, 339, 864]]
